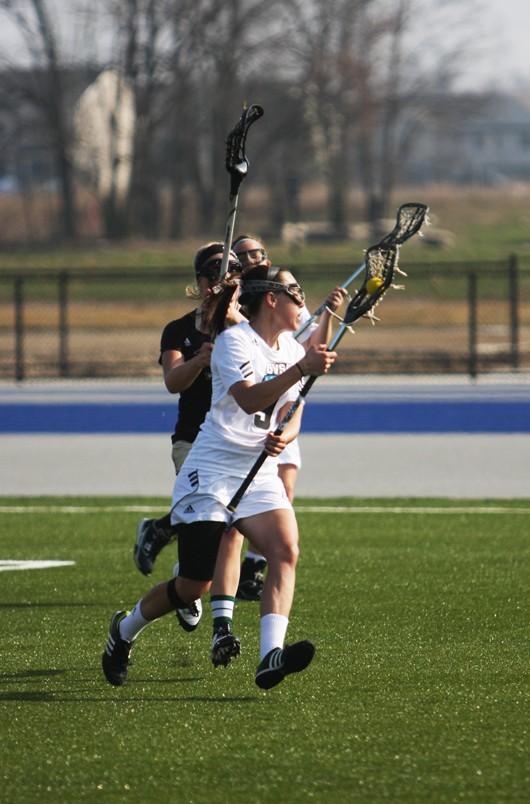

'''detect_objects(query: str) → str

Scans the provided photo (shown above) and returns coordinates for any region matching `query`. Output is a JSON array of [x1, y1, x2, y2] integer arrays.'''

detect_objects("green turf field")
[[1, 497, 528, 803]]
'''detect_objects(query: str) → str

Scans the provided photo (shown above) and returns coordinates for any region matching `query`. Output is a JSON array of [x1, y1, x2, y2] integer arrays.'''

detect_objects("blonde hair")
[[185, 283, 201, 299]]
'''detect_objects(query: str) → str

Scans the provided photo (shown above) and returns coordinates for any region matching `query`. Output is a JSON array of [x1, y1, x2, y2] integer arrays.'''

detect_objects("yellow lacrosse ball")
[[366, 276, 384, 294]]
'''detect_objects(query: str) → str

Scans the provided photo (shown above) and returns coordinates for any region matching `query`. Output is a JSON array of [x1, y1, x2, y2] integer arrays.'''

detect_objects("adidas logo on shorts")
[[184, 504, 195, 514]]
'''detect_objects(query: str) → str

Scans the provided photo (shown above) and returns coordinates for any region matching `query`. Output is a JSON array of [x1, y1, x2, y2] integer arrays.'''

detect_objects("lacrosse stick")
[[219, 103, 264, 279], [226, 244, 399, 514], [294, 201, 428, 340]]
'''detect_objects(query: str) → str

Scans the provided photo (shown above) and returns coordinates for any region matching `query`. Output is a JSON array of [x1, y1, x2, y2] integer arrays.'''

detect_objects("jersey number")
[[254, 402, 275, 430]]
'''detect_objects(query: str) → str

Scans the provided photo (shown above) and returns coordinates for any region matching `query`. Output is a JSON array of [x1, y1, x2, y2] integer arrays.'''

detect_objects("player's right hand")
[[300, 344, 337, 376], [195, 342, 214, 368]]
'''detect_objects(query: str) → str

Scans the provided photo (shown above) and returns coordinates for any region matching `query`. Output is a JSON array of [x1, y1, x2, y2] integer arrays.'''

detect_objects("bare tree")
[[283, 0, 373, 235], [164, 0, 292, 235], [0, 0, 78, 238], [0, 0, 486, 244], [282, 0, 484, 236], [104, 0, 174, 238], [355, 0, 483, 233]]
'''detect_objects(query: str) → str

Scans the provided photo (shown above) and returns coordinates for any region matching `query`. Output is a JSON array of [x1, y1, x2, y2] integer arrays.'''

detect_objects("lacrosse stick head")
[[225, 104, 264, 195], [343, 245, 399, 325], [380, 202, 429, 247]]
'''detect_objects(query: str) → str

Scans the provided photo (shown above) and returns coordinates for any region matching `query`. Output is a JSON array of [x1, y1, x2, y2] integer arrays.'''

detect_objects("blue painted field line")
[[0, 401, 529, 433]]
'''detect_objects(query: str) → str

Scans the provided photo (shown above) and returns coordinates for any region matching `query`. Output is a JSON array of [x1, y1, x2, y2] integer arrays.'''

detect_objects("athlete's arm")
[[305, 287, 348, 349], [230, 345, 336, 415], [162, 342, 213, 394]]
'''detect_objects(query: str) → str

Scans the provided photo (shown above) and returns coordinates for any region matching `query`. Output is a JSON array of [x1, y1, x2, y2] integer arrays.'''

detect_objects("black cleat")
[[211, 624, 241, 668], [236, 557, 266, 601], [102, 610, 133, 687], [134, 518, 174, 576], [176, 598, 203, 632], [255, 640, 315, 690]]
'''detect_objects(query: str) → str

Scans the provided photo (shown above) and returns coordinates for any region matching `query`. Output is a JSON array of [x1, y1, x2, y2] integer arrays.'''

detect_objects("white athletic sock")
[[245, 550, 266, 563], [211, 595, 235, 628], [260, 613, 289, 660], [118, 601, 153, 642]]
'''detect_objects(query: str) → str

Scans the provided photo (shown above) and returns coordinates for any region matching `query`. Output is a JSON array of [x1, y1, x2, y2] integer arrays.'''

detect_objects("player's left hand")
[[264, 431, 288, 456], [325, 286, 348, 312]]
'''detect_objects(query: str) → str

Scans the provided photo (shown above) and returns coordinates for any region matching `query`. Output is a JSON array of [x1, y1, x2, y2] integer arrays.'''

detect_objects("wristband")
[[295, 362, 305, 378]]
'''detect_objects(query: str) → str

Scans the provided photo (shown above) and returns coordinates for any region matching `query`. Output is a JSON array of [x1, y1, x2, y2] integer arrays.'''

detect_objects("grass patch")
[[1, 186, 530, 270], [1, 496, 528, 802]]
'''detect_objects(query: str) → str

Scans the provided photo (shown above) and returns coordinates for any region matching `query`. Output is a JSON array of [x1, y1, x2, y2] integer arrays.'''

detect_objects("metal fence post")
[[58, 270, 69, 377], [467, 271, 478, 378], [14, 277, 25, 382], [508, 254, 519, 371]]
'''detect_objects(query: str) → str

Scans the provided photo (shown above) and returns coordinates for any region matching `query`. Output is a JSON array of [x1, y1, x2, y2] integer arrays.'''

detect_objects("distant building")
[[403, 92, 530, 185]]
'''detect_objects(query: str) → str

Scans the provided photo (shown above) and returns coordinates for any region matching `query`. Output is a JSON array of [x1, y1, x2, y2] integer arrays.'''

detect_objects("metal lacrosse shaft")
[[220, 192, 243, 278], [294, 261, 365, 341]]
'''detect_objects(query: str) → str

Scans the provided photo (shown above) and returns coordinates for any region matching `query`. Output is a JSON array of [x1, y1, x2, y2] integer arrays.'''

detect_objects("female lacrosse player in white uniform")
[[101, 264, 336, 690], [232, 235, 346, 599]]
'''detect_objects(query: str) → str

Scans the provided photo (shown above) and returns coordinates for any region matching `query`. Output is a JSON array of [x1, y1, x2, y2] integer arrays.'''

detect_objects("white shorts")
[[278, 438, 301, 469], [170, 459, 292, 526]]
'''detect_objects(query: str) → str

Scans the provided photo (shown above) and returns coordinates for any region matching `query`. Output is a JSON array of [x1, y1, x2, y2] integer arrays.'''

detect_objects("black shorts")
[[177, 521, 226, 581]]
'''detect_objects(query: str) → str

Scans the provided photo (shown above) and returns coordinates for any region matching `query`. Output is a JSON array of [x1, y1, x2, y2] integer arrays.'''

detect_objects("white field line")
[[0, 560, 75, 572], [296, 505, 530, 514], [0, 505, 530, 515], [0, 505, 167, 514]]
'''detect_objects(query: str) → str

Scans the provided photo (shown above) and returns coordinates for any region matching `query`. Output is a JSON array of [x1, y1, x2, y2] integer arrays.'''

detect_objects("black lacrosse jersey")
[[159, 310, 212, 443]]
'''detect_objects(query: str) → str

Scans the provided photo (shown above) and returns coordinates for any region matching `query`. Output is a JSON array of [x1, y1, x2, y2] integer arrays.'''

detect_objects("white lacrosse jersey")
[[172, 321, 305, 494], [206, 321, 304, 448]]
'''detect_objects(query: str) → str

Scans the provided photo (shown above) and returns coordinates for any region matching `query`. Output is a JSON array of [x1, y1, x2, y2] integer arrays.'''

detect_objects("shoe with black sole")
[[134, 518, 174, 576], [255, 640, 315, 690], [236, 557, 266, 601], [211, 624, 241, 668], [102, 610, 133, 686]]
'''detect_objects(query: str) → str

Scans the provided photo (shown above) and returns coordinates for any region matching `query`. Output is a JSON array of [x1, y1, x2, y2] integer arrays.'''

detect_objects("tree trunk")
[[31, 0, 77, 239]]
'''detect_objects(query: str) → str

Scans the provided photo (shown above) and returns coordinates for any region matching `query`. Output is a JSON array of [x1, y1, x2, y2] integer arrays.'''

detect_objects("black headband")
[[194, 243, 240, 277], [239, 267, 285, 304], [194, 243, 224, 276]]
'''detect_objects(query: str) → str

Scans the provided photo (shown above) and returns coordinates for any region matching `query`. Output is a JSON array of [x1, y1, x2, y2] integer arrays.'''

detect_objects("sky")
[[464, 0, 530, 91], [0, 0, 528, 93]]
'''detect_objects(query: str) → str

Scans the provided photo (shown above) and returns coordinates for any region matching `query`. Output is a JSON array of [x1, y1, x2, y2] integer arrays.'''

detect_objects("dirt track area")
[[1, 298, 530, 378]]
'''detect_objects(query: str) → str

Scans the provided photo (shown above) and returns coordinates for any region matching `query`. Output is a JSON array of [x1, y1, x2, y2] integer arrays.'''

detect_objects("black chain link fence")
[[1, 258, 529, 380]]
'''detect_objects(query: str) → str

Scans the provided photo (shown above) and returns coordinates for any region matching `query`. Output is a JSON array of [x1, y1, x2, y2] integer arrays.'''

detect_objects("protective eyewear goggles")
[[276, 283, 305, 307], [236, 247, 267, 262], [197, 258, 242, 279]]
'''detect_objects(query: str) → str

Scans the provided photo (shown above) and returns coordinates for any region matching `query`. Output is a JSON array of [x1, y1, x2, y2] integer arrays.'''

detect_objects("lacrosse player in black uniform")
[[134, 237, 272, 597], [134, 242, 243, 629]]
